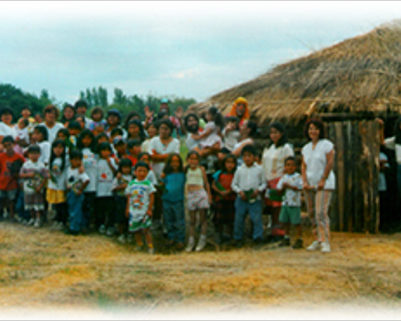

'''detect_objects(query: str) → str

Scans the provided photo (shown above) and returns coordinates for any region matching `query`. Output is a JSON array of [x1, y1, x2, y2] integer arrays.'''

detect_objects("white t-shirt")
[[384, 136, 401, 165], [199, 121, 222, 148], [0, 122, 16, 139], [302, 139, 335, 190], [141, 138, 152, 153], [277, 172, 303, 207], [146, 169, 158, 186], [43, 122, 64, 143], [96, 157, 117, 197], [20, 160, 48, 194], [378, 152, 388, 192], [82, 148, 97, 192], [262, 143, 294, 181], [125, 179, 156, 222], [112, 174, 134, 197], [37, 141, 51, 166], [149, 136, 180, 180], [48, 157, 68, 191], [15, 127, 29, 144], [186, 131, 201, 151], [67, 167, 90, 194], [223, 128, 240, 152]]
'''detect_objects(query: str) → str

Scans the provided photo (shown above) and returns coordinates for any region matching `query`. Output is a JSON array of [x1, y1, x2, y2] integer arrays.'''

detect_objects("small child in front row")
[[112, 158, 133, 244], [160, 153, 186, 250], [125, 162, 156, 254], [276, 156, 304, 249], [185, 151, 212, 252], [19, 145, 49, 227], [231, 145, 266, 247], [66, 150, 90, 235]]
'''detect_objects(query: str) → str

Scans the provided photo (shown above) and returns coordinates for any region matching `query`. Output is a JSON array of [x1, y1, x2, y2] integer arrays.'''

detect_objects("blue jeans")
[[67, 191, 84, 232], [163, 199, 186, 243], [234, 197, 263, 241]]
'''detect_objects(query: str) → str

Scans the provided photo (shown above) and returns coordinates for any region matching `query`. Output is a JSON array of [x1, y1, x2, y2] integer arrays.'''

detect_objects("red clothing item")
[[215, 172, 236, 201], [126, 155, 138, 167], [0, 152, 25, 190]]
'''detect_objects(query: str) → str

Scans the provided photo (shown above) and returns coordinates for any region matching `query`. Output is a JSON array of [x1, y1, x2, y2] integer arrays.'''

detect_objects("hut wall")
[[327, 120, 380, 234]]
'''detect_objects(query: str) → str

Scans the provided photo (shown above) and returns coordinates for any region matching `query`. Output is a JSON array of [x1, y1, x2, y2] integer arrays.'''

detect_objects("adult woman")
[[232, 120, 257, 162], [42, 105, 64, 143], [262, 122, 294, 235], [60, 104, 76, 127], [301, 119, 335, 253], [0, 107, 16, 147]]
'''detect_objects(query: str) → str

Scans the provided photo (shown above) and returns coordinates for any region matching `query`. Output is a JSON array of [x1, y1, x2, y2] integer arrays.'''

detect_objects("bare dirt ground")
[[0, 221, 400, 315]]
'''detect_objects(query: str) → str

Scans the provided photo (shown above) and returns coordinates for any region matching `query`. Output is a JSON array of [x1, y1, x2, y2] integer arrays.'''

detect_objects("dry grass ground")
[[0, 221, 400, 313]]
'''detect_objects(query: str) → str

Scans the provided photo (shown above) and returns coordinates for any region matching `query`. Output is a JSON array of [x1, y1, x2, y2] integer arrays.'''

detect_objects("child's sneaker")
[[34, 218, 41, 228], [306, 240, 321, 251], [98, 224, 106, 234], [195, 234, 207, 252], [117, 234, 126, 244], [321, 242, 331, 253], [185, 237, 195, 252], [279, 237, 290, 247], [27, 218, 35, 226], [148, 247, 155, 255], [292, 239, 303, 249]]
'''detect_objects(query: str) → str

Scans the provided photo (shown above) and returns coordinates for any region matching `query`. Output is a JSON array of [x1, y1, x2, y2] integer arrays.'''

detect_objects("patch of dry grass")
[[0, 222, 400, 310]]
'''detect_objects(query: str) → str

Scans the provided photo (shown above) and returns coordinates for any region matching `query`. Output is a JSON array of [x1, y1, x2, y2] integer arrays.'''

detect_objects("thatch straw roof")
[[189, 22, 401, 123]]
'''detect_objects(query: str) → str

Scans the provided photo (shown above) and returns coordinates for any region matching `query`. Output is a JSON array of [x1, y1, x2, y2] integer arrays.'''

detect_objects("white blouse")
[[262, 143, 294, 181], [149, 136, 180, 180], [302, 139, 335, 190]]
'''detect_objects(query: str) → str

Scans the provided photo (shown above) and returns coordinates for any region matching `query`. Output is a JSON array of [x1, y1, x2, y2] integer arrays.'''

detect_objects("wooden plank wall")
[[327, 120, 380, 234]]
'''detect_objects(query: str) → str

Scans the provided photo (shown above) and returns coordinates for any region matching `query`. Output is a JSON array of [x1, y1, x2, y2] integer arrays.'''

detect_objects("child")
[[125, 161, 156, 254], [88, 106, 107, 137], [77, 129, 97, 231], [113, 137, 128, 162], [192, 107, 223, 157], [15, 118, 30, 154], [160, 153, 186, 249], [185, 151, 212, 252], [222, 116, 240, 152], [112, 158, 133, 243], [95, 142, 117, 235], [32, 125, 51, 166], [94, 132, 109, 151], [66, 149, 90, 235], [67, 120, 82, 148], [0, 136, 25, 221], [211, 154, 237, 244], [138, 152, 158, 186], [19, 145, 49, 227], [127, 139, 142, 167], [276, 156, 303, 249], [231, 145, 266, 247], [127, 119, 145, 142], [142, 122, 158, 153], [47, 139, 68, 230], [75, 115, 86, 130]]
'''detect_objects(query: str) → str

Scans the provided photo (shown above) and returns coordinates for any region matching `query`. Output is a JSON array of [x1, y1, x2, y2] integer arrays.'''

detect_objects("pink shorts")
[[187, 189, 210, 211]]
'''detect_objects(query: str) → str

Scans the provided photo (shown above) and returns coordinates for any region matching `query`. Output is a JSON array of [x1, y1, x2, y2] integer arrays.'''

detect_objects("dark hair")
[[20, 118, 29, 127], [43, 104, 60, 119], [157, 111, 169, 121], [110, 127, 123, 137], [27, 145, 41, 154], [2, 135, 14, 144], [74, 99, 88, 110], [138, 152, 150, 161], [114, 138, 126, 147], [94, 132, 108, 146], [69, 149, 83, 160], [208, 106, 224, 129], [127, 119, 146, 141], [56, 128, 70, 139], [222, 154, 237, 173], [284, 156, 297, 165], [394, 116, 401, 145], [75, 115, 85, 126], [304, 118, 325, 140], [90, 106, 104, 118], [225, 116, 239, 130], [184, 113, 199, 132], [124, 111, 141, 128], [0, 107, 14, 119], [186, 150, 200, 160], [135, 161, 149, 171], [269, 122, 288, 148], [77, 129, 95, 151], [241, 144, 256, 156], [118, 157, 133, 173], [34, 125, 49, 141], [67, 120, 81, 130], [97, 141, 112, 153], [61, 104, 76, 123], [127, 139, 141, 149], [163, 153, 184, 175], [157, 119, 174, 133], [21, 105, 32, 112], [50, 139, 67, 171], [246, 120, 258, 138]]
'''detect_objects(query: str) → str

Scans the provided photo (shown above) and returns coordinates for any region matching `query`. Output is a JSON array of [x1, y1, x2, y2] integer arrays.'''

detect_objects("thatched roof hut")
[[189, 22, 401, 124]]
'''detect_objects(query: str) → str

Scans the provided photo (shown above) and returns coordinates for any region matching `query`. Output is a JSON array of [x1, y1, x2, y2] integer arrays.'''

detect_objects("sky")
[[1, 1, 401, 105]]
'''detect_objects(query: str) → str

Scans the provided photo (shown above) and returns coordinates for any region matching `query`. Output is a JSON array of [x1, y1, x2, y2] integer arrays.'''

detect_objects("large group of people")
[[1, 96, 398, 255]]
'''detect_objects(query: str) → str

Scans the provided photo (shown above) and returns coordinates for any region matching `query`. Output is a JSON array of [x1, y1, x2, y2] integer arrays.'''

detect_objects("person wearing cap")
[[105, 109, 127, 139], [227, 97, 250, 127]]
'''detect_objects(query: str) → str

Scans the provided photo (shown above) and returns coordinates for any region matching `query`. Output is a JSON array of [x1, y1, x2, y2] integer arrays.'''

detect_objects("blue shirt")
[[162, 172, 186, 202]]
